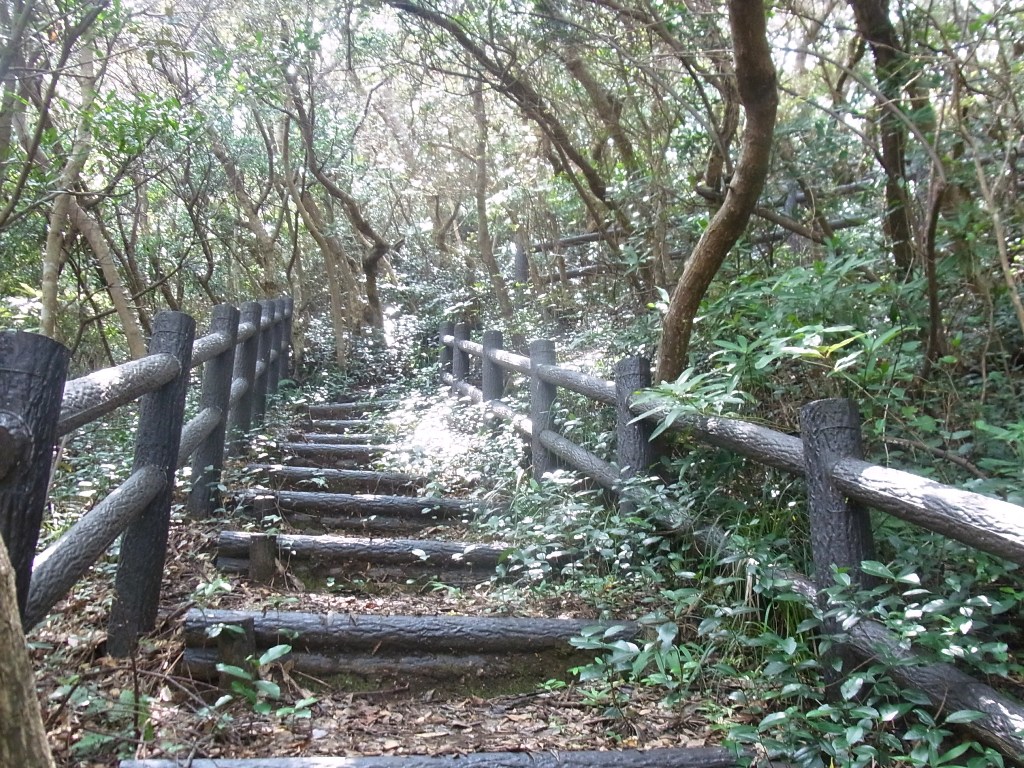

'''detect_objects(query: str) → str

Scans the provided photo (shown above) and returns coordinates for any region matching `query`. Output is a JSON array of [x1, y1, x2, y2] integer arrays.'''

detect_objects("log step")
[[216, 530, 504, 581], [183, 610, 636, 682], [301, 419, 375, 433], [237, 490, 475, 520], [307, 400, 400, 418], [282, 443, 394, 463], [121, 746, 742, 767], [286, 432, 375, 444], [246, 465, 425, 495], [184, 608, 636, 655]]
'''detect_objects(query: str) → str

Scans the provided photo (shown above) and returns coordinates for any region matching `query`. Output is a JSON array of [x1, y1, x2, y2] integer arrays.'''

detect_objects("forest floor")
[[30, 385, 732, 767]]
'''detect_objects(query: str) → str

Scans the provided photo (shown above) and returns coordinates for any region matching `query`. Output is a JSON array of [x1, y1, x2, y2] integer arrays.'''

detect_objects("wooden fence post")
[[439, 321, 454, 377], [529, 339, 558, 480], [251, 300, 273, 425], [800, 398, 876, 590], [227, 301, 262, 456], [188, 304, 239, 519], [108, 311, 196, 656], [0, 332, 69, 620], [481, 329, 504, 401], [615, 356, 654, 479], [281, 297, 294, 380], [266, 299, 284, 397], [451, 322, 470, 386]]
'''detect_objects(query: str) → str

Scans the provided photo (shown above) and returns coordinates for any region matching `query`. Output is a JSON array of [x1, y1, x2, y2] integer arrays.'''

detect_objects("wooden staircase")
[[120, 392, 743, 767]]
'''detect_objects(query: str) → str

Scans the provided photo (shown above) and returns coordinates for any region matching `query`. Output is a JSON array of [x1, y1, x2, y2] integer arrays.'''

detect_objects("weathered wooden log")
[[438, 321, 454, 377], [300, 419, 374, 433], [251, 300, 274, 425], [629, 399, 805, 475], [25, 465, 166, 629], [175, 407, 220, 470], [535, 363, 616, 405], [266, 299, 285, 396], [481, 329, 505, 401], [58, 353, 179, 436], [227, 301, 263, 454], [801, 399, 875, 589], [0, 331, 69, 618], [218, 531, 504, 570], [840, 617, 1024, 760], [486, 346, 531, 375], [832, 456, 1024, 567], [188, 303, 239, 517], [278, 511, 445, 535], [286, 432, 374, 445], [120, 747, 741, 768], [282, 443, 394, 464], [108, 311, 196, 657], [306, 401, 399, 418], [182, 647, 557, 684], [615, 356, 654, 479], [530, 340, 558, 479], [540, 430, 619, 490], [280, 296, 294, 380], [246, 465, 425, 495], [451, 322, 471, 387], [237, 490, 475, 520], [248, 534, 277, 583], [184, 609, 636, 654], [189, 327, 233, 368]]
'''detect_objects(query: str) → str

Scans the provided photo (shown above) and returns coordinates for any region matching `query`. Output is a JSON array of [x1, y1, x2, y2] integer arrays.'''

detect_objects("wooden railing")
[[439, 320, 1024, 761], [0, 298, 293, 655]]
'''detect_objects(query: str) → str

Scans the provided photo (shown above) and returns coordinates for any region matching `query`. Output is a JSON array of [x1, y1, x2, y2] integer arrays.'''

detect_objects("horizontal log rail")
[[0, 297, 293, 652], [439, 324, 1024, 761]]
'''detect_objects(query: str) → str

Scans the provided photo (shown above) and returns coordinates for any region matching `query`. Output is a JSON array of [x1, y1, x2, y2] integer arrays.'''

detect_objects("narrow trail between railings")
[[121, 387, 743, 767]]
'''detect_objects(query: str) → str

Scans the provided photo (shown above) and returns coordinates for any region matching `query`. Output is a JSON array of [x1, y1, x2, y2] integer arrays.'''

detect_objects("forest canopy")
[[1, 0, 1022, 386]]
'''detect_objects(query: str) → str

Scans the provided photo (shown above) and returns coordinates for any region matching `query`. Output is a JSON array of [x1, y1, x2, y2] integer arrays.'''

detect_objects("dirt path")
[[35, 390, 733, 767]]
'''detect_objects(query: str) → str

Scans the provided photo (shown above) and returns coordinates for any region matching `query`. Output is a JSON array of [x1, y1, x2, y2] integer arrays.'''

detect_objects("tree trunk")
[[40, 46, 98, 341], [471, 85, 514, 319], [67, 200, 149, 359], [0, 537, 55, 768], [846, 0, 915, 274], [655, 0, 778, 382]]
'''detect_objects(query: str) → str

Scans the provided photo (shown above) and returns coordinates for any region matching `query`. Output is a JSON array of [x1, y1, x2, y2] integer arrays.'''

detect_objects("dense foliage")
[[3, 0, 1024, 764]]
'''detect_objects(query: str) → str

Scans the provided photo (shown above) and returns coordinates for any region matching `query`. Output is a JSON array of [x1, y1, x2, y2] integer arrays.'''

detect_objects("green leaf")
[[840, 675, 865, 700], [943, 709, 984, 724], [758, 711, 789, 730], [859, 560, 895, 580], [254, 680, 281, 699], [214, 663, 252, 681], [259, 644, 292, 666]]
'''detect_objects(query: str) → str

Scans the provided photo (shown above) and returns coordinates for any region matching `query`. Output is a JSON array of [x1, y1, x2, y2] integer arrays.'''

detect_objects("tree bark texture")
[[655, 0, 778, 381], [0, 331, 69, 618], [471, 85, 514, 319], [247, 465, 425, 495], [218, 531, 503, 571], [25, 466, 165, 630], [237, 490, 475, 521], [306, 401, 399, 418], [300, 419, 373, 433], [108, 312, 196, 656], [0, 536, 55, 768], [184, 609, 636, 654], [58, 353, 180, 436], [845, 0, 914, 273]]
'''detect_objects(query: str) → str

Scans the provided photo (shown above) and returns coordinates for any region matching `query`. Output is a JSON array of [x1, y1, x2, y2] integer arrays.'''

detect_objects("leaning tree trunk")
[[0, 537, 55, 768], [471, 85, 514, 320], [655, 0, 778, 382]]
